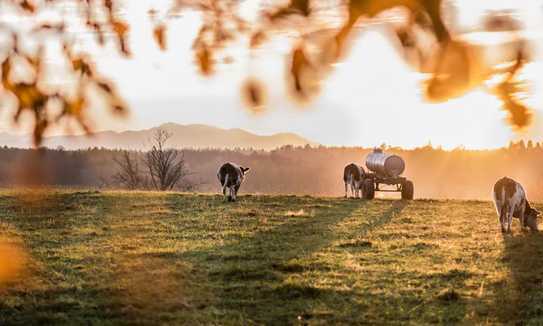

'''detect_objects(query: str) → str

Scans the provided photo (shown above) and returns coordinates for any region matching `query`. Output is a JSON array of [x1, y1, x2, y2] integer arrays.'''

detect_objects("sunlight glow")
[[2, 0, 543, 149]]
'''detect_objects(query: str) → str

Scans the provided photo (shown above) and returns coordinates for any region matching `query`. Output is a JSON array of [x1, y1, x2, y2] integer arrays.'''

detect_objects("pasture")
[[0, 191, 542, 324]]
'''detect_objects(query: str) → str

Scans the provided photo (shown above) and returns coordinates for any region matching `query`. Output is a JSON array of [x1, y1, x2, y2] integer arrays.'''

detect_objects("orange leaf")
[[153, 24, 167, 51], [112, 20, 129, 37], [196, 46, 213, 75], [20, 0, 36, 13]]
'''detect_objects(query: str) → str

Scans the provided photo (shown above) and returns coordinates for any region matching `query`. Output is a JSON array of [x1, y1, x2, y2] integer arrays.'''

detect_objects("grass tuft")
[[436, 289, 461, 302]]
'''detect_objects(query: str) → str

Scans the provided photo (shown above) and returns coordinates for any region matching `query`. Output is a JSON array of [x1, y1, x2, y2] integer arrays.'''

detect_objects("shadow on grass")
[[493, 231, 543, 324], [0, 192, 145, 325], [0, 287, 121, 325], [175, 197, 409, 324], [360, 200, 408, 236]]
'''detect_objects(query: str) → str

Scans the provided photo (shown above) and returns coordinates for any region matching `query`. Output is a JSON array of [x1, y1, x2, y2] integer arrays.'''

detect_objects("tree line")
[[0, 140, 543, 201]]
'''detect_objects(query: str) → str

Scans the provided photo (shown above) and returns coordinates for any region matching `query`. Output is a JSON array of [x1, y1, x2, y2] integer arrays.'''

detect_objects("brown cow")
[[493, 177, 540, 233]]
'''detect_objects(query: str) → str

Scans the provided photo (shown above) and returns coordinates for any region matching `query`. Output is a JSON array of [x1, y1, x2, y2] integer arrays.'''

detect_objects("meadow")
[[0, 191, 543, 325]]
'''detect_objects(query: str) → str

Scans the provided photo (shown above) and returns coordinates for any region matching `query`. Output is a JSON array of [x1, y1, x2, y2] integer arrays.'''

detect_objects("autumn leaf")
[[112, 20, 131, 56], [250, 31, 266, 48], [242, 78, 267, 113], [196, 46, 213, 75], [112, 20, 128, 37], [153, 24, 167, 51], [0, 240, 27, 285], [19, 0, 36, 13], [290, 46, 312, 97]]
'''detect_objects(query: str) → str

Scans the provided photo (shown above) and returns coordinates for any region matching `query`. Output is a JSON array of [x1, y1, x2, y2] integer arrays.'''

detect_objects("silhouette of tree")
[[1, 0, 536, 146], [143, 129, 189, 191], [113, 151, 145, 190]]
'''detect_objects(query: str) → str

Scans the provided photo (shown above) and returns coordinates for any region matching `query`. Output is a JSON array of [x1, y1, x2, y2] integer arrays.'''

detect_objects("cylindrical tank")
[[365, 149, 405, 178]]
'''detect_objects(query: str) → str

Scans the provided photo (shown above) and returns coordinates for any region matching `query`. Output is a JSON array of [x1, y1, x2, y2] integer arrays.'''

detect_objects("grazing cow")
[[493, 177, 540, 233], [343, 163, 365, 198], [217, 162, 249, 202]]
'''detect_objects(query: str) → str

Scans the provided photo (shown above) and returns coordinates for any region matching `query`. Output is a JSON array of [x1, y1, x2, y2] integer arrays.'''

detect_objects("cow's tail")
[[348, 172, 355, 187], [349, 172, 357, 196]]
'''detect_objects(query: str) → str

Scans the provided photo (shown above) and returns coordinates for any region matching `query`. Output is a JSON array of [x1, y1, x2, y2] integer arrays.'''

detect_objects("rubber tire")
[[363, 179, 375, 200], [401, 180, 414, 200]]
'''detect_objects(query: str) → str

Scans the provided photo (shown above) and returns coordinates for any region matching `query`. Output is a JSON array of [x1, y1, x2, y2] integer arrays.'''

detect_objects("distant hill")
[[0, 123, 318, 150]]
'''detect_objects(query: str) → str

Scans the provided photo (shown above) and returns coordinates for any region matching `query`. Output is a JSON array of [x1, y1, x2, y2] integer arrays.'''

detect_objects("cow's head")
[[240, 167, 249, 181], [525, 207, 540, 231]]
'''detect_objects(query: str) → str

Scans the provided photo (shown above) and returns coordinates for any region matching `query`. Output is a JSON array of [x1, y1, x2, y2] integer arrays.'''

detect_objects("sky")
[[3, 0, 543, 149]]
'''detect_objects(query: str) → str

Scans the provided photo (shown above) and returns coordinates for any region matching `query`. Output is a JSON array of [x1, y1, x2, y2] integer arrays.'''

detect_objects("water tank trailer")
[[362, 148, 414, 200]]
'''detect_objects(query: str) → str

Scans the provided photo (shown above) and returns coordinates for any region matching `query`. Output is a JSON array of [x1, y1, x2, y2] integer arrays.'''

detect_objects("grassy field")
[[0, 191, 543, 325]]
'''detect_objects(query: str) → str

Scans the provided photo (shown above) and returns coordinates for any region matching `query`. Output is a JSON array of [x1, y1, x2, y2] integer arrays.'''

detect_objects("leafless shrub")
[[113, 151, 145, 190], [143, 129, 190, 191]]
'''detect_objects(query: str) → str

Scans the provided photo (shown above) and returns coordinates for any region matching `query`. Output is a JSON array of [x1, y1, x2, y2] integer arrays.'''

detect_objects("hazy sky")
[[4, 0, 543, 149]]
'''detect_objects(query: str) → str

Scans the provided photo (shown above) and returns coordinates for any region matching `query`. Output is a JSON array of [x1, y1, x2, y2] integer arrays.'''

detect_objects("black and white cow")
[[343, 163, 365, 198], [217, 162, 249, 202], [493, 177, 540, 233]]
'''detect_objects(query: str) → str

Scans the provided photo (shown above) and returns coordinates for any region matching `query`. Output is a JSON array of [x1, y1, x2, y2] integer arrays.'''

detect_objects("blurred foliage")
[[0, 238, 26, 286], [0, 0, 535, 146], [165, 0, 533, 126], [0, 0, 128, 146]]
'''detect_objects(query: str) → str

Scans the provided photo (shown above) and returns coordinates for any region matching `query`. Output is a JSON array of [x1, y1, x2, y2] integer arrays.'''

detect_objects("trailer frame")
[[362, 172, 414, 200]]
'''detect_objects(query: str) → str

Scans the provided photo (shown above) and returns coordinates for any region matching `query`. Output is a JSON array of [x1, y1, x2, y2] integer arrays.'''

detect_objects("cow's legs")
[[226, 187, 232, 201], [507, 205, 515, 233], [230, 186, 236, 202], [344, 182, 348, 198], [233, 184, 240, 201], [498, 203, 507, 233], [519, 204, 526, 230], [356, 182, 361, 198]]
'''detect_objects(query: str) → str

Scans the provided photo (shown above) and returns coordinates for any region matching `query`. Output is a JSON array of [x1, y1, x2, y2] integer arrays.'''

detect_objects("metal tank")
[[365, 149, 405, 178]]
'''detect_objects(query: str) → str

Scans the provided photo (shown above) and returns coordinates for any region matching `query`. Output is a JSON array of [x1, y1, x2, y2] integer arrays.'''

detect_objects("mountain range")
[[0, 123, 318, 151]]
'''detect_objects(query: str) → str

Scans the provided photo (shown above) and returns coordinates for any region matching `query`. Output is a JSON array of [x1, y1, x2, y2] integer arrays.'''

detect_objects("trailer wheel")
[[363, 179, 375, 200], [401, 180, 414, 200]]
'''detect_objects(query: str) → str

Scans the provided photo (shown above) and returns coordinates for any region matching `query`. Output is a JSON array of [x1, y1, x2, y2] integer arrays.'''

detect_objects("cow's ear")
[[535, 209, 541, 217], [241, 167, 250, 173]]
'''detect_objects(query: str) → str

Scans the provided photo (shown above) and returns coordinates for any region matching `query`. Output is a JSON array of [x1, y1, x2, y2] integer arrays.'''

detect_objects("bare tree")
[[113, 151, 145, 190], [143, 129, 189, 191]]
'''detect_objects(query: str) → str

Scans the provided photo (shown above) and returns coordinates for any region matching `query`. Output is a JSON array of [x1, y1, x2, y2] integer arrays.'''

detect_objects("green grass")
[[1, 190, 543, 325]]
